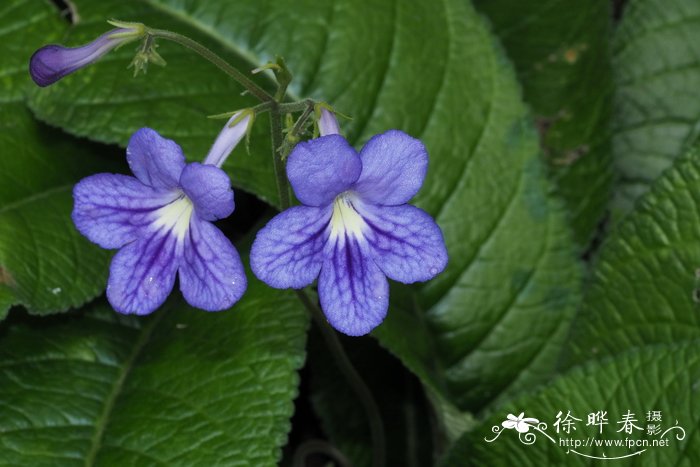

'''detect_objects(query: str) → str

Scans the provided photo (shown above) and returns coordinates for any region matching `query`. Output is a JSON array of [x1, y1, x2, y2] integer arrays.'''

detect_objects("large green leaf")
[[0, 276, 308, 465], [612, 0, 700, 213], [441, 343, 700, 466], [28, 0, 581, 430], [473, 0, 614, 246], [564, 144, 700, 367], [0, 0, 120, 318]]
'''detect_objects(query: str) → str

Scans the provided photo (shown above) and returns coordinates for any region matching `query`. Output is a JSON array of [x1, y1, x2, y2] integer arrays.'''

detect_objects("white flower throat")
[[329, 193, 368, 240], [152, 194, 194, 241]]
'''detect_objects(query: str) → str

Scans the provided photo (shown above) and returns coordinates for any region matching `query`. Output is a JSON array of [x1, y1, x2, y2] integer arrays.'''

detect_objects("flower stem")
[[147, 28, 275, 103], [292, 439, 352, 467], [296, 290, 387, 467], [289, 101, 315, 138], [278, 99, 315, 114], [269, 103, 291, 208]]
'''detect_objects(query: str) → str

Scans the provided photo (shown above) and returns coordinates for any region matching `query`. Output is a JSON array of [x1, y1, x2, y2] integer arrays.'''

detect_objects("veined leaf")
[[612, 0, 700, 213], [441, 343, 700, 466], [0, 0, 121, 318], [474, 0, 614, 246], [565, 144, 700, 366], [0, 277, 308, 466]]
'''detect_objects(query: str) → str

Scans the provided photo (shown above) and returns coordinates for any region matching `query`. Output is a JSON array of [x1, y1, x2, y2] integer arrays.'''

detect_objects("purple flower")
[[30, 24, 143, 87], [250, 119, 448, 336], [72, 126, 247, 315]]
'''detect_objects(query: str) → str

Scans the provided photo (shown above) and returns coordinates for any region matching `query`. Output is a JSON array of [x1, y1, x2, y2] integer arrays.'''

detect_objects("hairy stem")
[[148, 29, 274, 103], [269, 103, 291, 208], [296, 290, 387, 467], [279, 99, 316, 114], [292, 439, 352, 467], [289, 101, 315, 138]]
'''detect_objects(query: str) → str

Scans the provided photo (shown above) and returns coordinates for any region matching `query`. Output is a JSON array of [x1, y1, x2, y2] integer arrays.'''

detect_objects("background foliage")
[[0, 0, 698, 465]]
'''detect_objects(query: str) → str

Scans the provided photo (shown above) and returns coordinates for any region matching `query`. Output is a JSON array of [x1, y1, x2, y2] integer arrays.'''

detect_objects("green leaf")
[[564, 144, 700, 367], [441, 343, 700, 466], [473, 0, 614, 246], [0, 277, 308, 465], [612, 0, 700, 213], [0, 1, 121, 318], [27, 0, 581, 431]]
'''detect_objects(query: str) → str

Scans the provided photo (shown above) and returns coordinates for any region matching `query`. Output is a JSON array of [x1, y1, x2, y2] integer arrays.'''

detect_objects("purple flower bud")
[[318, 107, 340, 136], [203, 110, 254, 167], [29, 27, 141, 87]]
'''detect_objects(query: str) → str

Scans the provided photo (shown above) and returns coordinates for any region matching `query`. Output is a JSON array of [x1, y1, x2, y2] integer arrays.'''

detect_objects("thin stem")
[[269, 103, 291, 208], [296, 290, 387, 467], [275, 81, 289, 102], [292, 439, 352, 467], [148, 28, 274, 103], [279, 99, 316, 114], [289, 101, 315, 139]]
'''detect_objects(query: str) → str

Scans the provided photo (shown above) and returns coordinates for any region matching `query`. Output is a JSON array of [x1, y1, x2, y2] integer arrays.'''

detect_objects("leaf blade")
[[0, 0, 122, 317], [0, 279, 308, 466], [612, 0, 700, 213], [565, 144, 700, 366], [474, 0, 615, 246]]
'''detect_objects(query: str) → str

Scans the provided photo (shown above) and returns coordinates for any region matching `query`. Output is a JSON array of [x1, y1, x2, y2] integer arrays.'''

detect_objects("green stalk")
[[148, 28, 275, 103], [269, 103, 291, 208], [295, 291, 387, 467]]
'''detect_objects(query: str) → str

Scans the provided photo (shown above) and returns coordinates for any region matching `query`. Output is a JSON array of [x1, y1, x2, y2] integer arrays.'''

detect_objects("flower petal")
[[502, 420, 517, 429], [72, 173, 179, 249], [286, 135, 361, 206], [180, 162, 235, 221], [318, 235, 389, 336], [126, 128, 186, 189], [354, 130, 428, 205], [250, 206, 331, 289], [179, 217, 247, 311], [357, 203, 447, 283], [106, 228, 181, 315]]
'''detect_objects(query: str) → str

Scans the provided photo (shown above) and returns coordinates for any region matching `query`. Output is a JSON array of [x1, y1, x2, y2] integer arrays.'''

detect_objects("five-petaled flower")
[[29, 22, 144, 87], [72, 114, 251, 315], [502, 413, 539, 433], [250, 110, 448, 336]]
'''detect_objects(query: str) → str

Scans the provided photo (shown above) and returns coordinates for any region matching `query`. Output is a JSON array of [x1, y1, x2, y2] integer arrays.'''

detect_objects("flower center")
[[152, 194, 194, 241], [329, 193, 367, 240]]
